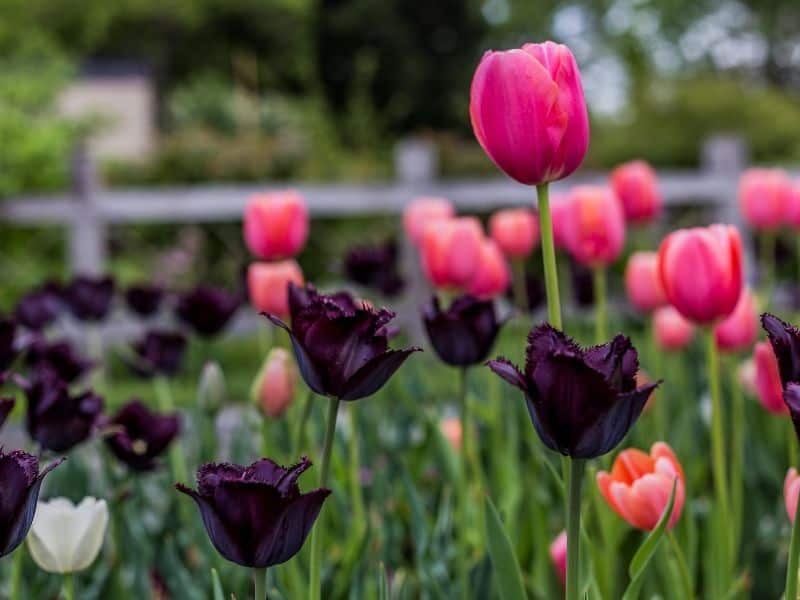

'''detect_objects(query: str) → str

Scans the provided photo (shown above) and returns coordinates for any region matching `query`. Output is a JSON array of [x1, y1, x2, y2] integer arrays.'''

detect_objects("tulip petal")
[[340, 348, 421, 401], [763, 313, 800, 386], [583, 334, 638, 392], [486, 358, 527, 392], [246, 457, 311, 496]]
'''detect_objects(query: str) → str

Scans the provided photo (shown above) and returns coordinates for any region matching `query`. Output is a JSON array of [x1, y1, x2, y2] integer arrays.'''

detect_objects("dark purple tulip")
[[176, 457, 330, 568], [0, 319, 18, 373], [423, 295, 502, 367], [25, 338, 93, 383], [0, 449, 62, 557], [266, 285, 420, 401], [64, 275, 115, 322], [0, 398, 14, 430], [344, 239, 405, 297], [762, 313, 800, 437], [125, 284, 164, 317], [175, 285, 241, 338], [487, 324, 656, 459], [132, 330, 187, 378], [105, 399, 180, 471], [15, 288, 61, 331], [15, 369, 104, 453]]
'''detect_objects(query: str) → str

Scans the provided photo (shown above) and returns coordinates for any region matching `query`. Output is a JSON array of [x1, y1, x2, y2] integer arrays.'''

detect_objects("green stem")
[[254, 567, 268, 600], [292, 390, 314, 456], [62, 573, 74, 600], [593, 267, 607, 343], [308, 397, 340, 600], [511, 259, 529, 313], [10, 546, 23, 600], [537, 183, 562, 330], [154, 377, 188, 485], [791, 425, 799, 469], [565, 458, 586, 600], [348, 408, 366, 527], [762, 231, 776, 307], [730, 363, 744, 556], [787, 494, 800, 600], [457, 367, 470, 599], [668, 531, 694, 600]]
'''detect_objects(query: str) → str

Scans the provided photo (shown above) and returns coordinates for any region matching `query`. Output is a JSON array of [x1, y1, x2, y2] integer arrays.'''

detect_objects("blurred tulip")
[[653, 306, 694, 351], [423, 295, 502, 367], [253, 348, 297, 418], [786, 182, 800, 228], [124, 284, 164, 318], [738, 168, 792, 231], [421, 217, 484, 290], [403, 197, 454, 246], [15, 288, 61, 331], [0, 398, 13, 431], [564, 186, 625, 267], [175, 285, 241, 338], [624, 252, 666, 313], [549, 531, 567, 585], [550, 193, 572, 249], [738, 358, 758, 397], [470, 41, 589, 185], [761, 314, 800, 430], [753, 341, 787, 414], [198, 361, 227, 413], [248, 260, 304, 320], [64, 275, 115, 322], [786, 468, 800, 523], [244, 190, 308, 260], [467, 239, 510, 299], [439, 417, 462, 451], [25, 338, 93, 384], [489, 208, 539, 259], [658, 224, 743, 324], [344, 239, 405, 297], [28, 497, 108, 573], [714, 288, 758, 352], [610, 160, 662, 224], [597, 442, 685, 531], [0, 318, 19, 374], [132, 330, 187, 378], [105, 400, 180, 472]]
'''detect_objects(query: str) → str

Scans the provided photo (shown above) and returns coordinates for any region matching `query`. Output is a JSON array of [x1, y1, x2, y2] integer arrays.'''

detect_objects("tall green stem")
[[668, 531, 694, 600], [254, 567, 267, 600], [154, 377, 187, 485], [10, 546, 23, 600], [565, 458, 585, 600], [511, 259, 529, 313], [62, 573, 74, 600], [762, 231, 776, 308], [308, 397, 340, 600], [593, 267, 607, 343], [457, 367, 470, 599], [292, 390, 314, 456], [348, 408, 366, 527], [786, 495, 800, 600], [730, 364, 744, 555], [537, 183, 562, 330]]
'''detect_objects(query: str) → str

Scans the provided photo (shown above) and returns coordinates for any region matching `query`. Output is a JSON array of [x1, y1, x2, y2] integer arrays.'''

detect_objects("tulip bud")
[[738, 168, 792, 231], [244, 190, 308, 260], [439, 417, 462, 451], [610, 160, 662, 224], [470, 41, 589, 185], [251, 348, 297, 418], [624, 251, 666, 313], [549, 531, 567, 585], [198, 361, 227, 413], [786, 467, 800, 523], [467, 240, 510, 299], [421, 217, 485, 290], [248, 260, 304, 320], [404, 197, 454, 246], [714, 288, 758, 353], [564, 186, 625, 267], [753, 341, 787, 415], [653, 306, 694, 351], [489, 208, 539, 259], [27, 497, 109, 573]]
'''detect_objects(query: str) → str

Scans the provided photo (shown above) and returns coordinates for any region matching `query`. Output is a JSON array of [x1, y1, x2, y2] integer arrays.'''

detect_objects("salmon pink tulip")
[[786, 468, 800, 523], [610, 160, 662, 224], [564, 186, 625, 267], [753, 340, 787, 415], [549, 531, 567, 585], [404, 197, 454, 246], [248, 260, 304, 320], [653, 306, 694, 351], [489, 208, 539, 259], [254, 348, 297, 418], [467, 240, 510, 299], [625, 251, 666, 313], [244, 190, 308, 260], [714, 288, 758, 352], [421, 217, 485, 290], [738, 168, 792, 231], [439, 417, 462, 451]]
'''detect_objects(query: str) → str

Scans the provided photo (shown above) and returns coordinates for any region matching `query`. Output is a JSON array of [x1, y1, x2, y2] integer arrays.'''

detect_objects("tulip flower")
[[0, 397, 14, 431], [753, 341, 787, 414], [467, 239, 510, 299], [489, 208, 540, 259], [27, 497, 108, 573], [248, 260, 305, 320], [549, 531, 567, 585], [253, 348, 297, 418], [64, 275, 115, 322], [176, 457, 330, 568], [625, 251, 666, 313], [488, 324, 656, 458], [344, 239, 405, 297], [652, 306, 695, 352], [124, 284, 164, 317], [403, 197, 454, 246], [0, 318, 19, 374], [131, 330, 187, 378], [564, 186, 626, 267], [469, 41, 589, 186], [15, 288, 61, 331], [738, 168, 791, 231], [25, 338, 93, 383], [105, 399, 180, 471], [421, 217, 485, 290], [610, 160, 662, 224], [550, 193, 572, 250], [244, 190, 308, 260], [761, 314, 800, 433], [786, 182, 800, 229], [786, 468, 800, 524], [714, 288, 758, 353], [658, 224, 743, 324], [0, 449, 62, 558], [439, 417, 462, 450], [597, 442, 685, 530], [175, 285, 241, 338], [423, 295, 502, 367]]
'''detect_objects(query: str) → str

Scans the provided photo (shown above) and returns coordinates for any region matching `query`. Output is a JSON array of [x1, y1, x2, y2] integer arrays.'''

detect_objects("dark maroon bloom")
[[25, 338, 93, 383], [344, 239, 405, 297], [266, 285, 420, 401], [423, 295, 503, 367], [175, 285, 241, 338], [762, 313, 800, 438], [64, 275, 115, 322], [487, 324, 656, 459], [15, 288, 62, 331], [0, 398, 14, 431], [176, 456, 330, 568], [125, 284, 164, 318], [132, 330, 187, 378], [105, 399, 180, 471], [0, 319, 18, 373], [0, 449, 62, 557]]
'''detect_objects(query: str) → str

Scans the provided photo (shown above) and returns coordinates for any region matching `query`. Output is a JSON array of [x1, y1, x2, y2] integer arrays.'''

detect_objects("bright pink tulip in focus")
[[738, 168, 792, 231], [658, 224, 743, 324], [549, 531, 567, 585], [470, 42, 589, 185], [467, 239, 510, 298], [404, 197, 454, 246], [244, 190, 309, 259], [439, 417, 462, 451], [564, 186, 625, 267], [653, 306, 694, 351], [625, 251, 666, 313], [753, 341, 787, 415], [610, 160, 662, 224], [421, 217, 484, 290], [254, 348, 297, 418], [247, 260, 304, 320], [489, 208, 540, 259], [785, 468, 800, 523], [714, 288, 758, 352], [597, 442, 685, 531]]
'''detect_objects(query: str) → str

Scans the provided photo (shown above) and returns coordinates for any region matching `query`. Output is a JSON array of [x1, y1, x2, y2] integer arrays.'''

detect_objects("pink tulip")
[[549, 193, 572, 249], [738, 168, 792, 231], [714, 288, 758, 352], [439, 417, 462, 451], [610, 160, 662, 224], [421, 217, 485, 289], [470, 42, 589, 185], [625, 251, 666, 313], [653, 306, 695, 351], [753, 341, 787, 415], [785, 468, 800, 523], [658, 224, 743, 324], [247, 260, 304, 320], [467, 239, 510, 299], [489, 208, 540, 259], [738, 359, 758, 398], [549, 531, 567, 585], [404, 197, 455, 246], [244, 190, 309, 259], [786, 183, 800, 228], [254, 348, 297, 418], [564, 186, 626, 267]]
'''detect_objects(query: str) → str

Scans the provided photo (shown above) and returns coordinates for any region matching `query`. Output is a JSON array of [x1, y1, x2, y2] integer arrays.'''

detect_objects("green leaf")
[[378, 562, 390, 600], [211, 568, 225, 600], [484, 495, 527, 600]]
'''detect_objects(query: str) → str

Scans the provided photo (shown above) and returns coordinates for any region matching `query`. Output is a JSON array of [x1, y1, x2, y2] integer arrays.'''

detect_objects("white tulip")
[[27, 497, 109, 574]]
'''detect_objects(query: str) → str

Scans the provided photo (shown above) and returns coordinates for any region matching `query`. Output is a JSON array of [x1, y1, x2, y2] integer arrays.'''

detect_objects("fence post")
[[68, 145, 106, 275]]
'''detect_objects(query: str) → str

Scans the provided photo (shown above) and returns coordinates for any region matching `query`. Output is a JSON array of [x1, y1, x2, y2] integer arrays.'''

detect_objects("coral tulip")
[[467, 239, 510, 299], [624, 252, 666, 313], [653, 306, 695, 351], [786, 468, 800, 523], [105, 400, 180, 471], [738, 168, 792, 231], [403, 197, 454, 246], [714, 288, 758, 352], [550, 193, 572, 250], [248, 260, 304, 320], [564, 186, 625, 267], [489, 208, 540, 259], [253, 348, 297, 418], [439, 417, 462, 451], [549, 531, 567, 585], [244, 190, 309, 260], [423, 295, 502, 367], [610, 160, 662, 224], [421, 217, 484, 290], [753, 340, 787, 414]]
